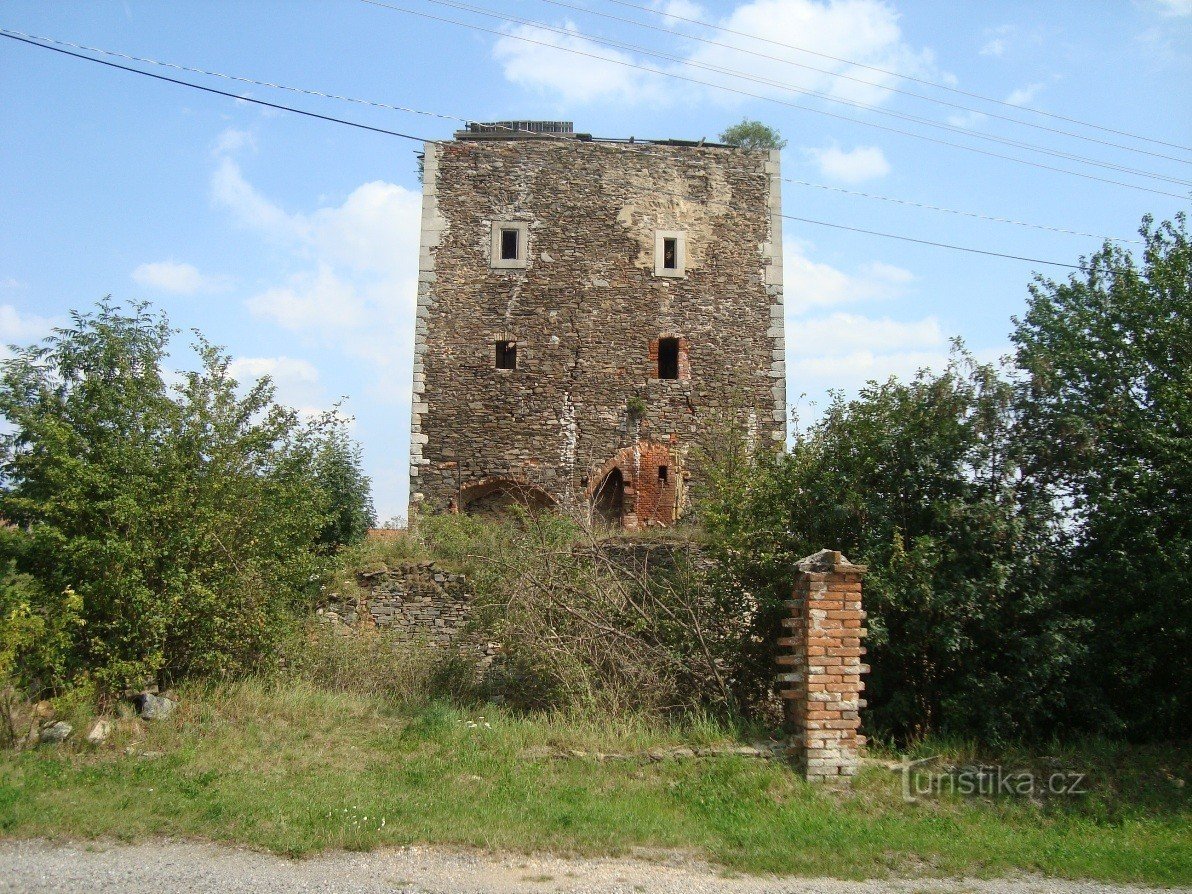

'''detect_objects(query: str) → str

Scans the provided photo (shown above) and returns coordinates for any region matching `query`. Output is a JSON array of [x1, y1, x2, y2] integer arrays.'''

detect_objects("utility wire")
[[534, 0, 1190, 165], [406, 0, 1191, 187], [0, 28, 1094, 269], [0, 28, 1141, 247], [0, 31, 435, 143], [0, 27, 465, 125], [357, 0, 1189, 199], [601, 0, 1192, 154]]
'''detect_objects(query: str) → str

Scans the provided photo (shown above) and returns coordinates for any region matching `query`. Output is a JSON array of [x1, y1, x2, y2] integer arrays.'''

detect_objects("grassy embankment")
[[1, 677, 1188, 885]]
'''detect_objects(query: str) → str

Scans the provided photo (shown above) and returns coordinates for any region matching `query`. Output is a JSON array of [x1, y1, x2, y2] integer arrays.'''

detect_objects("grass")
[[1, 679, 1188, 884]]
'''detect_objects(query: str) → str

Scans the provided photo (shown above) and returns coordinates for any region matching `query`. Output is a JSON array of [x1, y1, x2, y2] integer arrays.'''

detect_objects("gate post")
[[779, 549, 868, 784]]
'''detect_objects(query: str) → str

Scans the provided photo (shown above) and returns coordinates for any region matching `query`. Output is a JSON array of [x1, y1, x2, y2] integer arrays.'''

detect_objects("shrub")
[[0, 301, 368, 694], [699, 349, 1084, 742]]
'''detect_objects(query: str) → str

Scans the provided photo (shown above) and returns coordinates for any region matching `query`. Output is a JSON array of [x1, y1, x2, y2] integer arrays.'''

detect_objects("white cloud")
[[246, 265, 368, 333], [1005, 83, 1044, 106], [210, 143, 423, 518], [0, 278, 22, 289], [492, 0, 948, 109], [213, 127, 256, 156], [493, 22, 659, 104], [804, 144, 890, 182], [228, 355, 325, 412], [659, 0, 704, 20], [1154, 0, 1191, 15], [0, 304, 58, 360], [788, 312, 944, 357], [980, 37, 1006, 57], [132, 260, 230, 295], [784, 242, 913, 313]]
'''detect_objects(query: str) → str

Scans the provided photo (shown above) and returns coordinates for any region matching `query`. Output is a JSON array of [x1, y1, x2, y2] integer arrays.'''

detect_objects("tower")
[[410, 122, 785, 527]]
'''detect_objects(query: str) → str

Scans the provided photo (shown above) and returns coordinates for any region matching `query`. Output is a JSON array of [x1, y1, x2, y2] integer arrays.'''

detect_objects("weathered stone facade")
[[320, 563, 473, 645], [410, 124, 785, 526]]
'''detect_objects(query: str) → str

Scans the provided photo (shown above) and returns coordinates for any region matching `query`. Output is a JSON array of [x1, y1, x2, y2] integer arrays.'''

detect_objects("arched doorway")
[[457, 478, 556, 517], [592, 467, 625, 526]]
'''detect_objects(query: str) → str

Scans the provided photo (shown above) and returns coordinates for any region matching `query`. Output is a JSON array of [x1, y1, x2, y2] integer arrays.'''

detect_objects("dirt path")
[[0, 839, 1181, 894]]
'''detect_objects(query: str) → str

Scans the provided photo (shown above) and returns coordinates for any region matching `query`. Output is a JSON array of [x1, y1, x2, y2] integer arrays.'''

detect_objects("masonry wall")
[[409, 138, 785, 522], [779, 550, 869, 784]]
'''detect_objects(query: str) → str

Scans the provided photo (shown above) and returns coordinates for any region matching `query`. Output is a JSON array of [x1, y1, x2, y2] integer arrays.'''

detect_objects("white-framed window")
[[653, 230, 686, 278], [490, 220, 529, 269]]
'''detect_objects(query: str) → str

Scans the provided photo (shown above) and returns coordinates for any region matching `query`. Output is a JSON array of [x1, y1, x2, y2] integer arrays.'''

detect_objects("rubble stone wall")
[[409, 137, 785, 526]]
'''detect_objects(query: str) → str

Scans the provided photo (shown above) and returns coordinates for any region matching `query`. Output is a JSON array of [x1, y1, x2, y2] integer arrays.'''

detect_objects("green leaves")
[[0, 301, 372, 694], [1012, 213, 1191, 739]]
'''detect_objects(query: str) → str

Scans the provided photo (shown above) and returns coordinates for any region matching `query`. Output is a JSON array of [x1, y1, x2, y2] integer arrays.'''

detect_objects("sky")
[[1, 0, 1189, 522]]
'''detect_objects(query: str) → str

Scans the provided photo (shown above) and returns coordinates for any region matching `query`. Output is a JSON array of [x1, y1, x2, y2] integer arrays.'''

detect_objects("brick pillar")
[[778, 549, 868, 784]]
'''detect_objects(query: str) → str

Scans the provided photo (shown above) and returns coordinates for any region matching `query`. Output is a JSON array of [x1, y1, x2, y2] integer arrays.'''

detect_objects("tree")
[[0, 301, 356, 692], [701, 350, 1082, 741], [1011, 214, 1191, 738], [719, 119, 787, 150], [313, 421, 375, 548]]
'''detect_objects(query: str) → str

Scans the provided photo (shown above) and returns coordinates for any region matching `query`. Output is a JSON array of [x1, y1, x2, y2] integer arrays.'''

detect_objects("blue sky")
[[1, 0, 1189, 521]]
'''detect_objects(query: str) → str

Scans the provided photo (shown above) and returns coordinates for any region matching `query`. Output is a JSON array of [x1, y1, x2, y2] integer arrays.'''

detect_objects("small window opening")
[[500, 228, 520, 261], [657, 337, 679, 380], [658, 465, 669, 483], [662, 237, 678, 270], [495, 340, 517, 370]]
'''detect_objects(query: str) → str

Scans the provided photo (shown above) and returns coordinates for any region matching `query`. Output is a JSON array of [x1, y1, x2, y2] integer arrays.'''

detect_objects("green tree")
[[0, 301, 352, 692], [1012, 214, 1191, 738], [719, 119, 787, 150], [313, 422, 375, 548], [701, 350, 1082, 741]]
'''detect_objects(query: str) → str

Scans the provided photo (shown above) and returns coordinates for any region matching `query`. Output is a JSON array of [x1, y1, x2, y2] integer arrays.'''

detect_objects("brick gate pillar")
[[778, 549, 868, 784]]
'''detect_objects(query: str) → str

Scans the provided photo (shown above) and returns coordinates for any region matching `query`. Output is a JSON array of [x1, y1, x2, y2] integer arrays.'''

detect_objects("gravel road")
[[0, 839, 1182, 894]]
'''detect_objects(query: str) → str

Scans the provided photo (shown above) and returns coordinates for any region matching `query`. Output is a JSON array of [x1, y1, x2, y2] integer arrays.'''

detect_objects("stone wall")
[[779, 550, 869, 785], [409, 135, 785, 527], [319, 562, 473, 646]]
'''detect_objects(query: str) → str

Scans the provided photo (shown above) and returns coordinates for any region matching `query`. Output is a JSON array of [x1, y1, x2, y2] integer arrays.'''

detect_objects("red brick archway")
[[586, 439, 680, 529]]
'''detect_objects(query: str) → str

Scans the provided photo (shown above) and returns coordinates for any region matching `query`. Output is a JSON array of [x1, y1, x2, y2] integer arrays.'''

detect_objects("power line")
[[531, 0, 1191, 167], [0, 28, 466, 125], [0, 29, 1093, 269], [0, 31, 435, 144], [409, 0, 1190, 187], [0, 27, 1141, 245], [783, 179, 1144, 244], [600, 0, 1192, 154], [357, 0, 1189, 199]]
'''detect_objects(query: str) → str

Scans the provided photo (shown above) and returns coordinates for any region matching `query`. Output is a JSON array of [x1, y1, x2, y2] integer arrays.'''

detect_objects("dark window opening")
[[495, 340, 517, 370], [500, 228, 520, 261], [662, 237, 678, 270], [657, 337, 679, 380], [658, 465, 669, 483]]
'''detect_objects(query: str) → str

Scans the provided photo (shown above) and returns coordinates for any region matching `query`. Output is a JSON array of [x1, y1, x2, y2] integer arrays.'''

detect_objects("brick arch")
[[585, 439, 680, 529], [452, 476, 557, 517]]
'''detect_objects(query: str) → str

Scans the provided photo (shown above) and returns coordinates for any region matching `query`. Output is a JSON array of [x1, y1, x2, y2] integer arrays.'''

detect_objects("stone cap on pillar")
[[795, 549, 868, 574]]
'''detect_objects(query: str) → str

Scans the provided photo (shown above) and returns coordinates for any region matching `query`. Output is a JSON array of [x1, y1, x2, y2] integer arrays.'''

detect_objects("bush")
[[414, 513, 750, 719], [699, 350, 1085, 742], [0, 301, 370, 694]]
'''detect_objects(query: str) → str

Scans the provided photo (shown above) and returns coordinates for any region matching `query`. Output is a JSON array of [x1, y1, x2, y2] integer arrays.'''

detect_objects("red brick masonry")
[[779, 549, 869, 784]]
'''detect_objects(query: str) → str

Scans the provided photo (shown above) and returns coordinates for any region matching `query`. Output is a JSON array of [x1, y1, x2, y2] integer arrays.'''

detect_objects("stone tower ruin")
[[409, 122, 785, 528]]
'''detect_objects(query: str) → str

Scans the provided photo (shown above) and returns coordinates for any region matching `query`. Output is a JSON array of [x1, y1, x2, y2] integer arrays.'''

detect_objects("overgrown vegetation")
[[699, 214, 1190, 743], [719, 118, 787, 150], [0, 302, 373, 696]]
